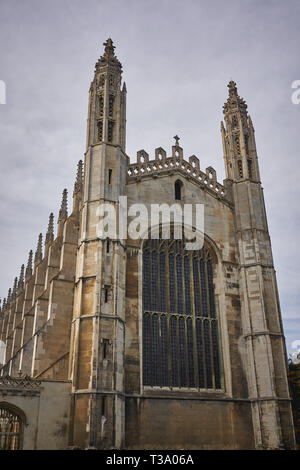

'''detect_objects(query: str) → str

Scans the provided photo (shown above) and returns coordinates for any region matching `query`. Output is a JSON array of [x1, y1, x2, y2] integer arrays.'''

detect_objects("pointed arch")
[[174, 179, 183, 200]]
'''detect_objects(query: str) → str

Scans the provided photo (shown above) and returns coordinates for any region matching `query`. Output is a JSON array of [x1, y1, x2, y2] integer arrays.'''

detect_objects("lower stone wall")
[[0, 378, 71, 449], [125, 397, 255, 450]]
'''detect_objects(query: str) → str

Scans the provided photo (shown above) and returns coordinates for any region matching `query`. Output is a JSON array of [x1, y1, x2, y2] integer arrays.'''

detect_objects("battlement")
[[127, 145, 229, 201]]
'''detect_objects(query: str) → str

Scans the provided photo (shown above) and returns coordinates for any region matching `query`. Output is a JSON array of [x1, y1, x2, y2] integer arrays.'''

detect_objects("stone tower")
[[221, 81, 295, 449], [68, 39, 128, 449]]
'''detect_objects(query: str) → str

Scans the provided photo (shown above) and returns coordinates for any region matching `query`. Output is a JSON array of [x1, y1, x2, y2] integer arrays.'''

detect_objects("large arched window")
[[142, 232, 222, 390], [0, 403, 24, 450]]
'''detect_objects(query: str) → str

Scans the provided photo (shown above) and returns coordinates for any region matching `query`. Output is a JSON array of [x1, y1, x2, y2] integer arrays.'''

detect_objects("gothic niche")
[[108, 95, 114, 117], [97, 121, 103, 141], [234, 135, 241, 155], [99, 95, 104, 117], [247, 159, 253, 179], [237, 160, 243, 178]]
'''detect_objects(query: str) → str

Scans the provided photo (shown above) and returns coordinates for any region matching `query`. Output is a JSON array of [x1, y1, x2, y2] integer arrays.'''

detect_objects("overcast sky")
[[0, 0, 299, 354]]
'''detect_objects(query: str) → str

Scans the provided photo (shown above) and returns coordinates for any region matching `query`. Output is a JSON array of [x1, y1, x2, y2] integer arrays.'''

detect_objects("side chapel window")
[[175, 180, 183, 201], [0, 404, 24, 450]]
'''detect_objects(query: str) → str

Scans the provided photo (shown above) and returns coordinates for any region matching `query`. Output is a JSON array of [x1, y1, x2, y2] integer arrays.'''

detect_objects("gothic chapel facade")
[[0, 39, 296, 450]]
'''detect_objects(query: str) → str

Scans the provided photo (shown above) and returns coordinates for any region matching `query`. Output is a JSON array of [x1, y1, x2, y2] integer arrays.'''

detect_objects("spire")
[[74, 160, 83, 195], [12, 277, 18, 299], [58, 189, 68, 223], [18, 264, 25, 291], [45, 213, 54, 245], [223, 80, 247, 116], [122, 81, 127, 93], [221, 81, 259, 183], [26, 250, 33, 280], [34, 233, 43, 265]]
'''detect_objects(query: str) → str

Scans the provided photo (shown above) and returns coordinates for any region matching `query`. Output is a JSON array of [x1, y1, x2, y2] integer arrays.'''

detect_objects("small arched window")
[[175, 180, 183, 201], [0, 403, 25, 450]]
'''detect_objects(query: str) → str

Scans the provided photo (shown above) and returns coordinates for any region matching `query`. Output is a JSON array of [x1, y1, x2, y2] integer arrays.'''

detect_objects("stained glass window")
[[142, 230, 222, 390]]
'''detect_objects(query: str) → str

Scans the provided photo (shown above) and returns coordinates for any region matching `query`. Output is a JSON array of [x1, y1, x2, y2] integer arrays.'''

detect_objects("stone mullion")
[[197, 253, 204, 318], [175, 315, 180, 387], [190, 253, 199, 389], [204, 256, 215, 388]]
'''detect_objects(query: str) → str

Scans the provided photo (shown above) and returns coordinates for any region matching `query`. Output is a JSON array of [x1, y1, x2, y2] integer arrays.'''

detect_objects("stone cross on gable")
[[173, 135, 180, 146]]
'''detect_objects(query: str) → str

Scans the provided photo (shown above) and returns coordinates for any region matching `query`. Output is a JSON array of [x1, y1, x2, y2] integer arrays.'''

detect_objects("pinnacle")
[[45, 212, 54, 245], [223, 80, 247, 116], [58, 189, 68, 222], [18, 264, 25, 291], [7, 288, 11, 306], [96, 37, 122, 71], [26, 250, 33, 280], [12, 277, 18, 299], [34, 233, 43, 265], [74, 160, 83, 194], [228, 80, 238, 97], [103, 37, 116, 57]]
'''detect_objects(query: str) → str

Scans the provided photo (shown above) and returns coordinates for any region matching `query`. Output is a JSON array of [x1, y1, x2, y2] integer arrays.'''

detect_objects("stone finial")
[[18, 264, 25, 291], [2, 298, 6, 311], [173, 135, 180, 146], [26, 250, 33, 280], [228, 80, 238, 97], [74, 160, 83, 195], [122, 82, 127, 93], [0, 298, 2, 314], [34, 233, 43, 265], [45, 213, 54, 245], [7, 288, 11, 307], [103, 38, 116, 59], [58, 189, 68, 223], [96, 37, 122, 71]]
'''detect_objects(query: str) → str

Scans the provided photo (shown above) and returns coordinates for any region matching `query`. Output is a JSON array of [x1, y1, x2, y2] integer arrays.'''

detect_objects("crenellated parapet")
[[127, 141, 230, 202]]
